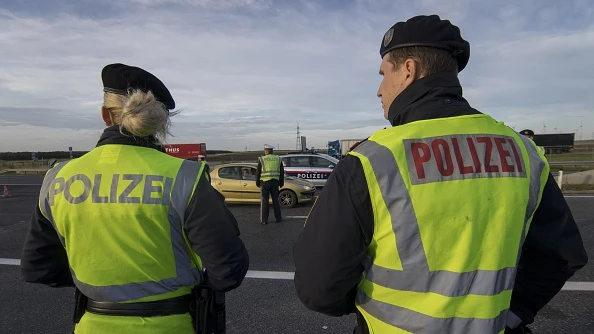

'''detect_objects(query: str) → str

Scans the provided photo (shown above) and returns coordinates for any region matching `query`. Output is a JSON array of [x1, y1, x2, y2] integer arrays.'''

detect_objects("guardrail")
[[548, 161, 594, 165], [1, 169, 48, 175]]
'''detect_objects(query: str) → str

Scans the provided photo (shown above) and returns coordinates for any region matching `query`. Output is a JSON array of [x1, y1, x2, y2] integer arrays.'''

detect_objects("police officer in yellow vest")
[[21, 63, 249, 333], [256, 144, 284, 225], [198, 154, 210, 175], [519, 129, 546, 156], [293, 15, 587, 334]]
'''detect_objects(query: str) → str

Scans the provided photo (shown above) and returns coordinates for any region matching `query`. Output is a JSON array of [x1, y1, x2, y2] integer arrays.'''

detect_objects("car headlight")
[[302, 185, 314, 191]]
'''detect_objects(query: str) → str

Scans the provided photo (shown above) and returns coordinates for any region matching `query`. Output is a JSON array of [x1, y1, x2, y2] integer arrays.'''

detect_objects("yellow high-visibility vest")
[[348, 114, 549, 334], [38, 144, 206, 306], [259, 154, 281, 181]]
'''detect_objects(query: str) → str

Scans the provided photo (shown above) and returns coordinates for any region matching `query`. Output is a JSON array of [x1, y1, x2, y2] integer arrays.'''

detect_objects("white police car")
[[280, 153, 339, 187]]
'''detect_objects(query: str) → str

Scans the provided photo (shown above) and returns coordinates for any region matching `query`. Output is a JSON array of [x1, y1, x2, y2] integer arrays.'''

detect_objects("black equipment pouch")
[[73, 288, 88, 324], [192, 270, 226, 334]]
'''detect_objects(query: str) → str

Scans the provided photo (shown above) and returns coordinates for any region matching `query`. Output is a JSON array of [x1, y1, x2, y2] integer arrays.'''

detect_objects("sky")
[[0, 0, 593, 152]]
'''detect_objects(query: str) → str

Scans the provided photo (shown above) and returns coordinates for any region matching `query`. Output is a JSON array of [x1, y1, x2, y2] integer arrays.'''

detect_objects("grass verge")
[[562, 184, 594, 191]]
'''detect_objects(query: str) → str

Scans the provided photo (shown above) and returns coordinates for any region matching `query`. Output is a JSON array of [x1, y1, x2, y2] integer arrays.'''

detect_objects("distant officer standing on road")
[[520, 129, 546, 155], [256, 144, 284, 225], [293, 15, 588, 334], [21, 63, 249, 333], [198, 154, 210, 175]]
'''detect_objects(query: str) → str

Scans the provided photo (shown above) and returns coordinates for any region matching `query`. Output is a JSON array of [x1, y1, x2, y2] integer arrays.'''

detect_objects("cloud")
[[0, 0, 593, 152]]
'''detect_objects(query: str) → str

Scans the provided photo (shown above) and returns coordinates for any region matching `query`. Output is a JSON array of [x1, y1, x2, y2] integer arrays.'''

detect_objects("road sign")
[[69, 147, 73, 152]]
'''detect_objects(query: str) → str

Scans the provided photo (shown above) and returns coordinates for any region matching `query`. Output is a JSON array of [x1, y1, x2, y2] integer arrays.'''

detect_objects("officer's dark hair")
[[388, 46, 458, 76]]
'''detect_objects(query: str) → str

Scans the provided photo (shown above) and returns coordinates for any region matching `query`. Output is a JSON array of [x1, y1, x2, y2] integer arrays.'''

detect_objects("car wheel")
[[279, 189, 297, 209]]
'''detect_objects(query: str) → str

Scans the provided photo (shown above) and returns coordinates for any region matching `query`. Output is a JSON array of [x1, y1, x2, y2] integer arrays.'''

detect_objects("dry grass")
[[562, 184, 594, 191]]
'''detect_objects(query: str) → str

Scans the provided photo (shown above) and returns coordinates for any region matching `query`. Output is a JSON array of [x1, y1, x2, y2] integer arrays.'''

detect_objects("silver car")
[[279, 153, 339, 187]]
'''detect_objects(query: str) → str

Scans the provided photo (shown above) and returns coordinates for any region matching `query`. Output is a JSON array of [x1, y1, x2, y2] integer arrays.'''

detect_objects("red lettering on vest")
[[451, 138, 474, 174], [476, 137, 499, 173], [466, 137, 482, 172], [431, 139, 454, 176], [411, 142, 431, 179], [494, 137, 514, 172], [508, 138, 523, 173]]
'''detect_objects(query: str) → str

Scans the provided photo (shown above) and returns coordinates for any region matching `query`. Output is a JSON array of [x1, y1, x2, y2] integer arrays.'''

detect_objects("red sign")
[[163, 143, 206, 160]]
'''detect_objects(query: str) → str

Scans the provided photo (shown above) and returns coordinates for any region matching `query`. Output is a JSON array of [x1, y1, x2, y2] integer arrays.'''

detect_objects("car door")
[[213, 166, 242, 201], [240, 166, 260, 201], [310, 156, 335, 186]]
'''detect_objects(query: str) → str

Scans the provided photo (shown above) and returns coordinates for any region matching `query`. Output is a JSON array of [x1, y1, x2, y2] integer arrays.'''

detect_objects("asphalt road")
[[1, 175, 593, 334]]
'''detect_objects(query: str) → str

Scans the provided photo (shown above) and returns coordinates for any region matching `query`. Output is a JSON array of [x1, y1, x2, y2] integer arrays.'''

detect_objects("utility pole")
[[542, 121, 547, 134], [296, 122, 301, 151]]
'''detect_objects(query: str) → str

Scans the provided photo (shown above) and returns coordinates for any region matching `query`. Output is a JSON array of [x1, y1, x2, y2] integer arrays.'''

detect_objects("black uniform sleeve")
[[509, 173, 588, 326], [184, 172, 249, 292], [21, 206, 74, 287], [256, 159, 262, 187], [293, 156, 373, 316], [279, 163, 284, 187]]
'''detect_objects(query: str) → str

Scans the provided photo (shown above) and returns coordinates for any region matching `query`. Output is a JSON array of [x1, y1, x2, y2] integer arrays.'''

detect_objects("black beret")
[[380, 15, 470, 72], [101, 63, 175, 110], [520, 129, 535, 136]]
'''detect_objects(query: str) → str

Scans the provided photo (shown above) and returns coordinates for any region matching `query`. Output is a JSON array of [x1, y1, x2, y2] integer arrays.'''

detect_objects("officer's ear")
[[402, 58, 420, 87], [101, 106, 114, 126]]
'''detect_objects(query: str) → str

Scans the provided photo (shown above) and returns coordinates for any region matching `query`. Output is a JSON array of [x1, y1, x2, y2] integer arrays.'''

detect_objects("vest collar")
[[387, 72, 478, 127], [96, 125, 166, 153]]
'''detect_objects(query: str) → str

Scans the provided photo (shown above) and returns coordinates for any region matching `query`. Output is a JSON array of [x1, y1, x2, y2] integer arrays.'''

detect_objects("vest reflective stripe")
[[259, 155, 281, 181], [39, 154, 204, 303], [362, 256, 516, 297], [517, 134, 548, 246], [357, 290, 508, 333], [349, 115, 549, 333], [39, 161, 68, 246]]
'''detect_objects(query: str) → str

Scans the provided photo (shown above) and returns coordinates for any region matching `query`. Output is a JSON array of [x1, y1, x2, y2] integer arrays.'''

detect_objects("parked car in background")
[[279, 153, 339, 187], [210, 163, 316, 208]]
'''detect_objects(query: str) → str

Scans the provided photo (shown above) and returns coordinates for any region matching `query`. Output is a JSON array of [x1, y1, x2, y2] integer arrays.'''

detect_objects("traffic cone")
[[1, 186, 11, 198]]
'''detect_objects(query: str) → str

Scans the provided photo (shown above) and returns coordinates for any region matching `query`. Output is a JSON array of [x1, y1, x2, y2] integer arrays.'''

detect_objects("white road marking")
[[286, 216, 308, 219], [560, 282, 594, 291], [0, 258, 21, 265], [1, 258, 593, 290], [0, 184, 43, 186], [246, 270, 295, 280]]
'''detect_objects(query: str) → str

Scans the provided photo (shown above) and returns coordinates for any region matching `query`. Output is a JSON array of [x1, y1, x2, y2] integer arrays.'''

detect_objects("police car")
[[280, 153, 339, 187]]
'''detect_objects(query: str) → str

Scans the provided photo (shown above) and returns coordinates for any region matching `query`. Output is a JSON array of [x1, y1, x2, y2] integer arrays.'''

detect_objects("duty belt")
[[86, 295, 192, 317]]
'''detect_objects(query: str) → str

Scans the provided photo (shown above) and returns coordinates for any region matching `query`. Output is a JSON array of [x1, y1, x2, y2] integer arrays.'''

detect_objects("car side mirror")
[[328, 164, 335, 169]]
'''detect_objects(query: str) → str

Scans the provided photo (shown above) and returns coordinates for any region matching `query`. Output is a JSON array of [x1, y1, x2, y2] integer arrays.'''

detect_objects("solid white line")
[[286, 216, 308, 219], [245, 270, 295, 280], [561, 281, 594, 291], [0, 184, 42, 186], [0, 258, 21, 265], [0, 258, 593, 289]]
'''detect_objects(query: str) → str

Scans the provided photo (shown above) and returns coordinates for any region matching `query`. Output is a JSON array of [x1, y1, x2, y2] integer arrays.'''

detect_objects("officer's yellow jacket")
[[348, 114, 549, 333], [21, 127, 249, 334]]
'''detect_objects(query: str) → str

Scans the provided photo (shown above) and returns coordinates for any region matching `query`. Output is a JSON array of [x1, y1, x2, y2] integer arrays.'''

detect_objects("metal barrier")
[[548, 161, 594, 165]]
